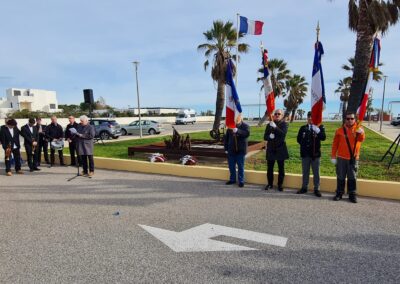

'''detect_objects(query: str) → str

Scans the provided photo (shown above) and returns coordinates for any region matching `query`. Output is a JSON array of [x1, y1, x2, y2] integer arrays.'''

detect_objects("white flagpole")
[[235, 13, 239, 86]]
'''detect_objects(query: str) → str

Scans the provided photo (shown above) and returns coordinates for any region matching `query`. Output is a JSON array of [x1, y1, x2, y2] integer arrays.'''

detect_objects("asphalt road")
[[1, 165, 399, 283]]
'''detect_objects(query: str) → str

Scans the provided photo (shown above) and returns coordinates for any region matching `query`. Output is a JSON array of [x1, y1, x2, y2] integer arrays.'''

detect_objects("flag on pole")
[[262, 49, 275, 115], [239, 16, 263, 35], [358, 37, 381, 122], [311, 41, 325, 125], [225, 59, 242, 129]]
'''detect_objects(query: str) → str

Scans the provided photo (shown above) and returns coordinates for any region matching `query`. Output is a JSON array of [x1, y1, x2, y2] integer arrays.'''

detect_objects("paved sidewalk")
[[365, 121, 399, 141]]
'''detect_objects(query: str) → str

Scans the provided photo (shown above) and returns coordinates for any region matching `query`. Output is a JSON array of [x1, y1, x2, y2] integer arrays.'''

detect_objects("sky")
[[0, 0, 399, 116]]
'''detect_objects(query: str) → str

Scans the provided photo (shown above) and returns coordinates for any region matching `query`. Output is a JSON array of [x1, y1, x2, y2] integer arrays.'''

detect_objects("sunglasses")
[[346, 117, 355, 121], [274, 113, 282, 116]]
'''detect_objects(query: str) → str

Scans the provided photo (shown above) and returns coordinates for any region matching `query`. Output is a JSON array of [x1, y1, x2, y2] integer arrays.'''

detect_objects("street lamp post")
[[133, 61, 142, 138], [379, 75, 387, 132]]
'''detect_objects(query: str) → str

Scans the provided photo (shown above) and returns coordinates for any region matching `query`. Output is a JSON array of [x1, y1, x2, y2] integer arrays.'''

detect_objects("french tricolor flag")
[[311, 41, 325, 126], [262, 49, 275, 115], [239, 16, 263, 35], [225, 59, 242, 129]]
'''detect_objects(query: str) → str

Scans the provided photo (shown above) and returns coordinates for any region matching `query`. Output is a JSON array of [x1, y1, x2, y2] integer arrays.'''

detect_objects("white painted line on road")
[[139, 223, 288, 252]]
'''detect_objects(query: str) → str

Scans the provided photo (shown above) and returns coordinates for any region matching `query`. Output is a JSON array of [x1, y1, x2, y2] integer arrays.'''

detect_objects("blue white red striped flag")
[[262, 49, 275, 115], [311, 41, 325, 125], [239, 16, 263, 35], [225, 59, 242, 129]]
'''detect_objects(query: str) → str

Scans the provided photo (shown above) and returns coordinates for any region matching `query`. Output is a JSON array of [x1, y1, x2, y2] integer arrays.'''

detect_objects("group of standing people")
[[0, 115, 96, 177], [224, 109, 365, 203]]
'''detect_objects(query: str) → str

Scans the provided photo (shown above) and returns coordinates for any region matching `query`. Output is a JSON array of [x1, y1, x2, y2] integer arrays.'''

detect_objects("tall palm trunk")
[[347, 0, 374, 113], [342, 101, 348, 124], [290, 109, 296, 122], [213, 81, 225, 131]]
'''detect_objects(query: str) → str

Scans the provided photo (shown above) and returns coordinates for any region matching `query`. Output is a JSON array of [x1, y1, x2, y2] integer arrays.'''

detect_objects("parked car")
[[120, 120, 163, 135], [175, 109, 196, 125], [89, 119, 122, 140], [391, 116, 400, 126]]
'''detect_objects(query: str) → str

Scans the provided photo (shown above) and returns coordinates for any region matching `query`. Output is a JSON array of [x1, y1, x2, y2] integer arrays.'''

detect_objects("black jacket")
[[264, 120, 289, 161], [0, 125, 21, 150], [224, 122, 250, 155], [65, 122, 79, 140], [35, 124, 48, 142], [297, 124, 326, 158], [21, 124, 39, 147], [45, 123, 64, 140]]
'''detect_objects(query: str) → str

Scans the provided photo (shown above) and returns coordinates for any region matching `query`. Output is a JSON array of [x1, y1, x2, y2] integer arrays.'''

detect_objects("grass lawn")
[[92, 122, 400, 182]]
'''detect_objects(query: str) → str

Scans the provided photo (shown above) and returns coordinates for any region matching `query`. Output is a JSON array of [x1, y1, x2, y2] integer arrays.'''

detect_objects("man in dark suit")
[[296, 111, 326, 197], [264, 109, 289, 191], [224, 116, 250, 188], [35, 117, 49, 166], [65, 115, 79, 166], [21, 118, 40, 172], [0, 119, 24, 176], [45, 115, 65, 166]]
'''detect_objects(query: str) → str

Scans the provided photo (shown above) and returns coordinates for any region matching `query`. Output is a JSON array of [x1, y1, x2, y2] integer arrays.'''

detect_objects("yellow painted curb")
[[22, 153, 400, 201]]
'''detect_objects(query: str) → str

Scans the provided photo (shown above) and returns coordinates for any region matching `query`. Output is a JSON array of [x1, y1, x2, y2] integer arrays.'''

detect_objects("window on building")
[[10, 102, 13, 108], [13, 90, 21, 96], [49, 104, 56, 109]]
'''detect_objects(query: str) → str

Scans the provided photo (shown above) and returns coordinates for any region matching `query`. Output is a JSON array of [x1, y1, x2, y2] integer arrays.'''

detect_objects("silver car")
[[120, 120, 164, 135]]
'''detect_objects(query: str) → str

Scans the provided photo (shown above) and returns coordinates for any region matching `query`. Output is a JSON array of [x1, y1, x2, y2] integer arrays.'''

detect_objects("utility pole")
[[133, 61, 142, 138], [379, 75, 387, 132]]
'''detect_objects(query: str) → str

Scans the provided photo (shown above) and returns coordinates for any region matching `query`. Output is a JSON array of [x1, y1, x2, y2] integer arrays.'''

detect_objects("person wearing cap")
[[21, 118, 40, 172], [331, 111, 366, 203], [224, 115, 250, 188], [0, 119, 24, 176], [296, 111, 326, 197], [264, 109, 289, 191]]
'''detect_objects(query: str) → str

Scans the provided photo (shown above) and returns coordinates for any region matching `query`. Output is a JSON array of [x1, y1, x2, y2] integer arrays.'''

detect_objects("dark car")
[[89, 119, 122, 140]]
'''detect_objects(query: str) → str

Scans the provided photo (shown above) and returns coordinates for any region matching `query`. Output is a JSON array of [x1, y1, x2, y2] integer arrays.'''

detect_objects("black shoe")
[[70, 163, 76, 166], [333, 193, 342, 201], [60, 163, 67, 166], [238, 183, 244, 188], [33, 168, 41, 171], [297, 188, 307, 194], [264, 185, 273, 191], [30, 169, 34, 172], [226, 181, 236, 185], [314, 190, 322, 197], [349, 194, 358, 203], [278, 187, 284, 192]]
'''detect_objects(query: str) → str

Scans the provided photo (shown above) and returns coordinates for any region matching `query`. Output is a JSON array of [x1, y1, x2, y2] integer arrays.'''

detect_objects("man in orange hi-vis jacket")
[[331, 111, 365, 203]]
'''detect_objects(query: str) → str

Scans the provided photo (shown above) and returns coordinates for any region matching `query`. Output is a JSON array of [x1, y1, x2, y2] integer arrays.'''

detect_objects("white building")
[[0, 88, 62, 117]]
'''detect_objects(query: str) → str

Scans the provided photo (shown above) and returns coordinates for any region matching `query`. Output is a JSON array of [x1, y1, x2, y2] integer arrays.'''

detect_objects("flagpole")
[[235, 13, 239, 86]]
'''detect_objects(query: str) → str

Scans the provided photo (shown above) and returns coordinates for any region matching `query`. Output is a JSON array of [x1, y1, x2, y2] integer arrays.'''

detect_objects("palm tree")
[[345, 0, 400, 113], [335, 77, 352, 122], [198, 20, 249, 133], [296, 109, 306, 120], [283, 75, 308, 122], [342, 57, 384, 82]]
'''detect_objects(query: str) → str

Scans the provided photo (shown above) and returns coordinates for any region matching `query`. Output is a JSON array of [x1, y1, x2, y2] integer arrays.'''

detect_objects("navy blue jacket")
[[297, 124, 326, 158], [224, 122, 250, 155]]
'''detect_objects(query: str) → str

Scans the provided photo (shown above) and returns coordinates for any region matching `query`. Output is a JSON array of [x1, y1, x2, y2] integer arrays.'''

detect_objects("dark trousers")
[[267, 160, 285, 187], [37, 139, 49, 164], [50, 148, 64, 165], [336, 157, 358, 195], [5, 148, 21, 172], [81, 155, 94, 174], [24, 144, 38, 169], [69, 142, 79, 165], [301, 157, 320, 190], [227, 154, 245, 183]]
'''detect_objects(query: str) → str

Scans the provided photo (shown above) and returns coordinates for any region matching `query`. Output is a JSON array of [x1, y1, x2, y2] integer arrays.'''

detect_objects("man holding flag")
[[224, 59, 250, 188]]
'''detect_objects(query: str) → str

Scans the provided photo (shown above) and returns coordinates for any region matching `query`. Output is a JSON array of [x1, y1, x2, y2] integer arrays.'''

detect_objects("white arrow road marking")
[[139, 223, 288, 252]]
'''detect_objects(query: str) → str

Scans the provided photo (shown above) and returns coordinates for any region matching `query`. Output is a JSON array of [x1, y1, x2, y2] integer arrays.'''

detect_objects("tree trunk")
[[290, 109, 296, 123], [342, 100, 347, 124], [212, 81, 225, 131], [347, 0, 374, 113]]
